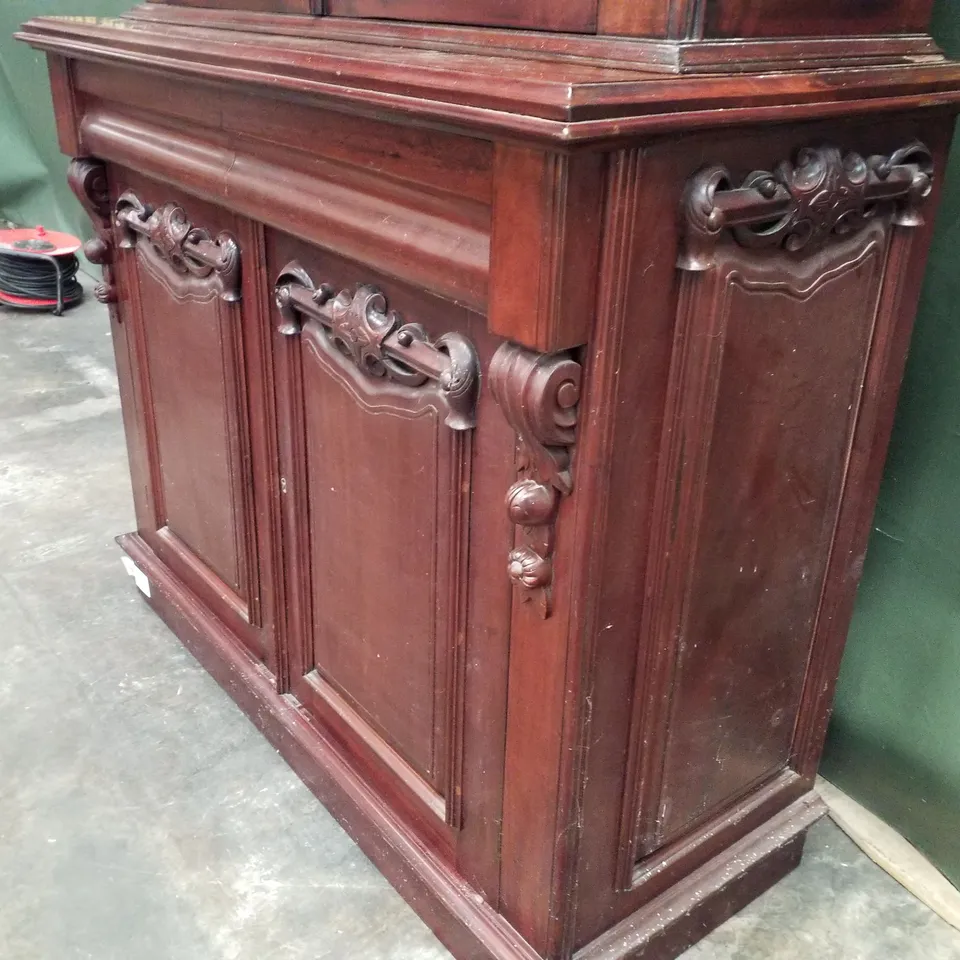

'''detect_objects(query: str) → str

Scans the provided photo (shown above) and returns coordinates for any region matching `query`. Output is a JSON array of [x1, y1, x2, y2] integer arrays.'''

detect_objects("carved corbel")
[[274, 261, 480, 431], [678, 140, 934, 271], [489, 342, 582, 617], [67, 157, 117, 305], [114, 190, 241, 302]]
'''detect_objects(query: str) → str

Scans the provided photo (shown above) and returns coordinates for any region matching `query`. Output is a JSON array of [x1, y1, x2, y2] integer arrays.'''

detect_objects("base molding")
[[576, 795, 825, 960], [119, 532, 825, 960]]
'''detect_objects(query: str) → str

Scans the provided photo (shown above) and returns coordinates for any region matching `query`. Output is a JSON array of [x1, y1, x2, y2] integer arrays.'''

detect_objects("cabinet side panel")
[[654, 234, 886, 845], [571, 116, 953, 952]]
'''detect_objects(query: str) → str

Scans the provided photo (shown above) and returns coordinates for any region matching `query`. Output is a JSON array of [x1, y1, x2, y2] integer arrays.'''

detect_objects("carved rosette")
[[67, 157, 117, 305], [679, 140, 934, 271], [489, 342, 582, 617], [114, 190, 241, 302], [274, 260, 480, 431]]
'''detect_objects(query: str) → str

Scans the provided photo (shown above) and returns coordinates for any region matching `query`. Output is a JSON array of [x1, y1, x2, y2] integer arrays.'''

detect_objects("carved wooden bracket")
[[273, 261, 480, 431], [679, 140, 934, 271], [115, 190, 241, 302], [67, 157, 116, 305], [489, 342, 582, 617]]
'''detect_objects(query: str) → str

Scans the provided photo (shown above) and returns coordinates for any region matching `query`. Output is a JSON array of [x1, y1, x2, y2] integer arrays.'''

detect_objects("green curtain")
[[2, 0, 960, 889], [821, 0, 960, 890], [0, 0, 127, 235]]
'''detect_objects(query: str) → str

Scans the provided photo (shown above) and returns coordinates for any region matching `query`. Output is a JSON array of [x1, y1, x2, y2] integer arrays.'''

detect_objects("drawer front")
[[108, 170, 273, 665], [268, 229, 514, 868]]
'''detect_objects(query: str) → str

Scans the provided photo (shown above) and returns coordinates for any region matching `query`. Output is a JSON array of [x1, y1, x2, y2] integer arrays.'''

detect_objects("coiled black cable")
[[0, 250, 84, 313]]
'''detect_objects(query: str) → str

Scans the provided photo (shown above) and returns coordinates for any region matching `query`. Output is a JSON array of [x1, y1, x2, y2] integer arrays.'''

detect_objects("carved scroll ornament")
[[114, 190, 241, 302], [679, 140, 934, 271], [489, 343, 582, 617], [67, 158, 116, 305], [274, 261, 480, 431]]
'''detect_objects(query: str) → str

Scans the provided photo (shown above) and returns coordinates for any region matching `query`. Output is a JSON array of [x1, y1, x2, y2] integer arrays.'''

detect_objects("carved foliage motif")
[[679, 140, 934, 271], [274, 261, 480, 431], [489, 342, 582, 617], [115, 190, 241, 302], [67, 157, 116, 305]]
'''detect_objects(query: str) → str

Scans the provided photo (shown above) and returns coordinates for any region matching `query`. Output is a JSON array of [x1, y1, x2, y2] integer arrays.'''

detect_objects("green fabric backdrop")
[[2, 0, 959, 889], [0, 0, 126, 235], [820, 0, 960, 890]]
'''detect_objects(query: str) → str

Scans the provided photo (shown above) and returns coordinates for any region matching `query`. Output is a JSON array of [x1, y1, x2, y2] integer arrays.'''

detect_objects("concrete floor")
[[2, 293, 960, 960]]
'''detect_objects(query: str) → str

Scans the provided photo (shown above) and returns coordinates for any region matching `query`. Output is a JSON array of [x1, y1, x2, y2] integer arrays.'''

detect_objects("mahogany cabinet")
[[18, 0, 960, 957]]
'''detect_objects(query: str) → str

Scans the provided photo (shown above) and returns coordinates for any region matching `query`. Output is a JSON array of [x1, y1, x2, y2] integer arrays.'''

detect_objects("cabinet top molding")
[[16, 16, 960, 143]]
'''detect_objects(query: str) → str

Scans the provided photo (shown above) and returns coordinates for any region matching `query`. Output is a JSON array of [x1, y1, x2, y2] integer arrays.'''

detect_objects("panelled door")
[[109, 169, 274, 667], [267, 230, 515, 881]]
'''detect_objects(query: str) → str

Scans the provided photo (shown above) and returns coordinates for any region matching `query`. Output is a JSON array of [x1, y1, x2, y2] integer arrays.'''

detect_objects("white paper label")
[[121, 555, 151, 598]]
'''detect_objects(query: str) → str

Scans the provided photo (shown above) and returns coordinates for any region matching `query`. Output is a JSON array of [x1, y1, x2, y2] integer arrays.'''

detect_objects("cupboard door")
[[268, 232, 513, 867], [110, 171, 272, 666]]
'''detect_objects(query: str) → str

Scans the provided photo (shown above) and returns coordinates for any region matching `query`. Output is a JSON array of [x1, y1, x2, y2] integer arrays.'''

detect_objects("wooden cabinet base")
[[18, 5, 960, 958], [118, 530, 824, 960]]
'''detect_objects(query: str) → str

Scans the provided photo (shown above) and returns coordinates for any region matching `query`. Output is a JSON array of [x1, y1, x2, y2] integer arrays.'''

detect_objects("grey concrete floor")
[[1, 293, 959, 960]]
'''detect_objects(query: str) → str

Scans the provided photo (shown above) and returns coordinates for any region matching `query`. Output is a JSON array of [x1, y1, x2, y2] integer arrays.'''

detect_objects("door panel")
[[111, 170, 269, 663], [301, 319, 468, 802], [138, 261, 247, 598], [268, 231, 510, 850]]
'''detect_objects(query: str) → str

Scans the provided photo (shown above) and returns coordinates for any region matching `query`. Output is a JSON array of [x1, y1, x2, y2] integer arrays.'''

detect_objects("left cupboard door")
[[108, 169, 277, 670]]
